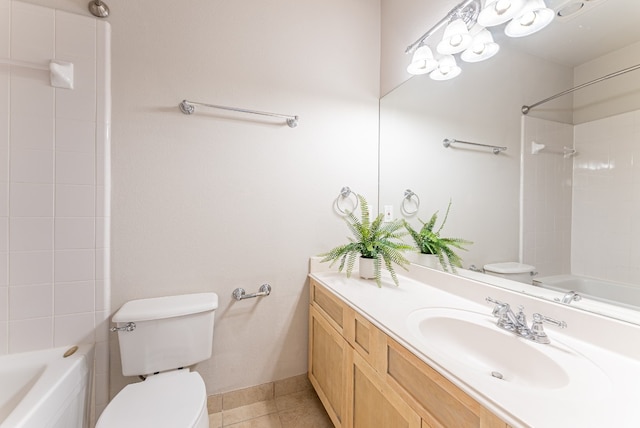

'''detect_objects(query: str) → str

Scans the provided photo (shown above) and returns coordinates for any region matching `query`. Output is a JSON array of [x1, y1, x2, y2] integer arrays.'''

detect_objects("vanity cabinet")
[[308, 278, 509, 428]]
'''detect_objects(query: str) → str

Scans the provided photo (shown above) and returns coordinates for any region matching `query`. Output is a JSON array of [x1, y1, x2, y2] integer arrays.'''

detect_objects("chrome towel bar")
[[443, 138, 506, 155], [232, 284, 272, 301], [179, 99, 299, 128]]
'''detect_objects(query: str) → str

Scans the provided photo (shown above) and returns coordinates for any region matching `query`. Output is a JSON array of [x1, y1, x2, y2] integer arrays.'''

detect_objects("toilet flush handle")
[[109, 322, 136, 333]]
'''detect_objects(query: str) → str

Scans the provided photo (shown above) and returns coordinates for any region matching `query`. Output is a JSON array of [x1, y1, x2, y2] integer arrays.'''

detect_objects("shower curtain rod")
[[179, 100, 299, 128], [522, 63, 640, 115]]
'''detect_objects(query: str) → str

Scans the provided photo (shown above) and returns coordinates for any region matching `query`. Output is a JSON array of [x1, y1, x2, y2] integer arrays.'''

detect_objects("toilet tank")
[[483, 262, 536, 284], [112, 293, 218, 376]]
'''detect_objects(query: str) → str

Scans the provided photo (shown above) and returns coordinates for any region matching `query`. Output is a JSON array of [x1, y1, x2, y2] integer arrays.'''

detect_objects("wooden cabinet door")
[[348, 351, 421, 428], [309, 305, 351, 428]]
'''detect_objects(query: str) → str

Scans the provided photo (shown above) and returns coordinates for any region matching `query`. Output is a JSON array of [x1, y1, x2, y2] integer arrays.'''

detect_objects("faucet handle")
[[486, 297, 508, 318], [530, 313, 567, 344]]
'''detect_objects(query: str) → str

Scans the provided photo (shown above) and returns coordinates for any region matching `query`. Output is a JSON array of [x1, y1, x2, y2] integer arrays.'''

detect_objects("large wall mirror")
[[379, 0, 640, 323]]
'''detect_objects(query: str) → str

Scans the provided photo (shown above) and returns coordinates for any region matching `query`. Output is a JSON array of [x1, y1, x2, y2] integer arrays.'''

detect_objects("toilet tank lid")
[[483, 262, 536, 274], [113, 293, 218, 323]]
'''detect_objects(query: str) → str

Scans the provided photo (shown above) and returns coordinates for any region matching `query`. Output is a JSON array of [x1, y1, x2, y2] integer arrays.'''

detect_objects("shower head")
[[88, 0, 109, 18]]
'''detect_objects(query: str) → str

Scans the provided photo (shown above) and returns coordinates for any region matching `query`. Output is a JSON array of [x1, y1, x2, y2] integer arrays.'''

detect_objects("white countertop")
[[309, 263, 640, 428]]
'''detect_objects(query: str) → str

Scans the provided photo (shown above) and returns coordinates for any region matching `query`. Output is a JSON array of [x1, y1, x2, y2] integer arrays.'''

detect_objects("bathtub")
[[0, 344, 94, 428], [533, 274, 640, 310]]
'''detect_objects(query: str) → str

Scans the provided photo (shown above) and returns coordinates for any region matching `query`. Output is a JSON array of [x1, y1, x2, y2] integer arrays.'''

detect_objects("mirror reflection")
[[379, 0, 640, 323]]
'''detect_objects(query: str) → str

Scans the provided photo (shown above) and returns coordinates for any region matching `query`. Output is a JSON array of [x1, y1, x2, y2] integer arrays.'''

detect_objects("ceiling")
[[496, 0, 640, 67]]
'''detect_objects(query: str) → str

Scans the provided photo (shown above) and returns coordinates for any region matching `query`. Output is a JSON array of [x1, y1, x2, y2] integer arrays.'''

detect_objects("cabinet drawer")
[[385, 338, 506, 428], [310, 279, 345, 331]]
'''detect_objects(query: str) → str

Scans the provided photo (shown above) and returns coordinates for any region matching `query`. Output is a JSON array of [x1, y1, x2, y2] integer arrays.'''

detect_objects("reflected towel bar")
[[179, 99, 299, 128], [232, 284, 272, 301], [443, 138, 506, 155]]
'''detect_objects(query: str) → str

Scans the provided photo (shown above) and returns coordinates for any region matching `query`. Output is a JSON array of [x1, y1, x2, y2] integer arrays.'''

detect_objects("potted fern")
[[320, 195, 413, 287], [403, 200, 472, 273]]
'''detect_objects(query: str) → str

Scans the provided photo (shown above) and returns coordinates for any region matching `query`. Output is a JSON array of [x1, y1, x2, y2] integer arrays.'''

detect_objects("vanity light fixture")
[[430, 55, 462, 80], [406, 0, 555, 79], [504, 0, 554, 37], [437, 19, 473, 54], [407, 45, 439, 75], [461, 27, 500, 62]]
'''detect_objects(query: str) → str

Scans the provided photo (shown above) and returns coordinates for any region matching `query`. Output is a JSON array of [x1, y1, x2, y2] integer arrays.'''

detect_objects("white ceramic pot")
[[415, 253, 441, 270], [359, 257, 376, 279]]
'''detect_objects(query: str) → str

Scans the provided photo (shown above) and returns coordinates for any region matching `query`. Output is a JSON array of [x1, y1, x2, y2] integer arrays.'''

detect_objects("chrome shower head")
[[88, 0, 109, 18]]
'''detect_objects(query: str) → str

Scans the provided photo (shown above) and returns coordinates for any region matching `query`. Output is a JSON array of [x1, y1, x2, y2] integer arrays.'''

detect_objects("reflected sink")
[[406, 308, 608, 393]]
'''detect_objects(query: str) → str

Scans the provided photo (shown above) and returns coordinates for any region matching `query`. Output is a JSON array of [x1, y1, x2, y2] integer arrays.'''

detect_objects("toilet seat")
[[96, 370, 208, 428]]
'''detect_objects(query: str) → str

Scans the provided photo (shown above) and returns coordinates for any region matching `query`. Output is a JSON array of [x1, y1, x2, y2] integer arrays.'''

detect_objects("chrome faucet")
[[486, 297, 567, 344], [559, 290, 582, 304]]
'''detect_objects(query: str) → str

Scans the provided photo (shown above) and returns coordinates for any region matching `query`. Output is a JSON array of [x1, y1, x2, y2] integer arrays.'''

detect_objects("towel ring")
[[401, 189, 420, 215], [335, 186, 359, 215]]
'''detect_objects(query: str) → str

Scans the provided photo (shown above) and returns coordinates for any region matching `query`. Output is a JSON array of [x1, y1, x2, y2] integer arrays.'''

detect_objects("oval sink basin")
[[406, 308, 609, 394]]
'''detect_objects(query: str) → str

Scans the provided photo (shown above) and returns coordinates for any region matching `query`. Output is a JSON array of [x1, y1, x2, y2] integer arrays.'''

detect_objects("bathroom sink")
[[406, 308, 610, 395]]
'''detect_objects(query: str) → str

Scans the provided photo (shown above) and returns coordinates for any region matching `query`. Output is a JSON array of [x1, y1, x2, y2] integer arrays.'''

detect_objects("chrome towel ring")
[[335, 186, 359, 215], [401, 189, 420, 215]]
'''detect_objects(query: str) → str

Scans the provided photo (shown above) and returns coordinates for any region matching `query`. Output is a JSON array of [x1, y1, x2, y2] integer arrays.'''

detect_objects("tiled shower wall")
[[521, 115, 573, 277], [572, 109, 640, 284], [0, 0, 110, 417], [522, 110, 640, 285]]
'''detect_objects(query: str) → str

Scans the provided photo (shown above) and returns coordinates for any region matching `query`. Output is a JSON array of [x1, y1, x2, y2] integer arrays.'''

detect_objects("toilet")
[[483, 262, 536, 284], [97, 292, 218, 428]]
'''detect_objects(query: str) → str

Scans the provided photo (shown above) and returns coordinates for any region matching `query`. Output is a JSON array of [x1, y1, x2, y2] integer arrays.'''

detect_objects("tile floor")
[[208, 387, 333, 428]]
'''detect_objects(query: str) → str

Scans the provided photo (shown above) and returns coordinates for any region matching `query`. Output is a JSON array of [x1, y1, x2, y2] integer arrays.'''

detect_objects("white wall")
[[107, 0, 381, 397], [0, 0, 111, 418]]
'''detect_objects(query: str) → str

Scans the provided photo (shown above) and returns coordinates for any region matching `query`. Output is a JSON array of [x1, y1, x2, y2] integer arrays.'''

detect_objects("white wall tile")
[[0, 286, 6, 322], [10, 113, 54, 151], [10, 1, 54, 63], [55, 151, 95, 185], [55, 11, 96, 60], [54, 249, 94, 282], [10, 183, 53, 217], [0, 0, 9, 59], [0, 322, 6, 355], [94, 340, 108, 375], [10, 149, 53, 183], [55, 184, 95, 217], [0, 253, 6, 286], [95, 279, 107, 311], [56, 118, 95, 153], [9, 316, 53, 353], [9, 284, 52, 320], [55, 58, 96, 121], [95, 248, 107, 280], [10, 217, 53, 251], [0, 216, 6, 251], [95, 217, 109, 249], [54, 312, 94, 347], [9, 251, 53, 285], [0, 112, 8, 179], [0, 183, 7, 217], [94, 310, 109, 342], [55, 217, 95, 249], [54, 281, 94, 315], [10, 73, 54, 118]]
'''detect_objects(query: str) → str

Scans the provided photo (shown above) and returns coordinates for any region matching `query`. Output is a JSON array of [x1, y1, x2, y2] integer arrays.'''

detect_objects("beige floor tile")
[[278, 402, 333, 428], [223, 400, 278, 426], [274, 374, 312, 397], [225, 413, 283, 428], [209, 412, 223, 428], [223, 383, 274, 410], [275, 389, 322, 413]]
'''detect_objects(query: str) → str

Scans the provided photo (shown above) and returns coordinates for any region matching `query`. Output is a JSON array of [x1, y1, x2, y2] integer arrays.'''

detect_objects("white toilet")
[[483, 262, 537, 284], [97, 292, 218, 428]]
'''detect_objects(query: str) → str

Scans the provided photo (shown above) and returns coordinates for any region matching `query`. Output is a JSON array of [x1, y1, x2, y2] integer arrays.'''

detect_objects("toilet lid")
[[97, 370, 206, 428]]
